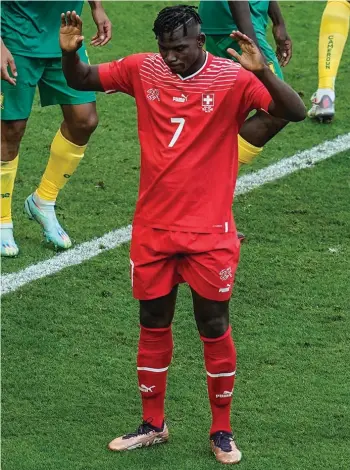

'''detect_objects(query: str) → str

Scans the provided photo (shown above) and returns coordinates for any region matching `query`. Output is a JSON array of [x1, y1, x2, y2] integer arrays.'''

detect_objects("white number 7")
[[168, 117, 185, 148]]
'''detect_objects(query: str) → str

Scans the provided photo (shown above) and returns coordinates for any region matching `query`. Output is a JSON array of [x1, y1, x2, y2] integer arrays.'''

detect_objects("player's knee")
[[140, 312, 172, 329], [70, 111, 99, 137], [199, 314, 229, 339], [1, 120, 27, 160], [140, 307, 173, 329]]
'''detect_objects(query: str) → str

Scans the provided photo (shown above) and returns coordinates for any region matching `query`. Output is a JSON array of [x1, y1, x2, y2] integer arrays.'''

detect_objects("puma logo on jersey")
[[173, 94, 188, 103], [219, 284, 231, 293]]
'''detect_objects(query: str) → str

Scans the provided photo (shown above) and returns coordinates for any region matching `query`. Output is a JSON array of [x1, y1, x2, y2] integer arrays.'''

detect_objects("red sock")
[[137, 325, 173, 428], [201, 326, 236, 435]]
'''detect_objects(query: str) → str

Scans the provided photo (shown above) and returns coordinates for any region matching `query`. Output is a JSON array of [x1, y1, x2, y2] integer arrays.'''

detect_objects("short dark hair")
[[153, 5, 202, 40]]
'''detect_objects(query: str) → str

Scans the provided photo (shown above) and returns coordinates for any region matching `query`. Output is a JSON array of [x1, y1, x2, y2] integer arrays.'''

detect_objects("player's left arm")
[[268, 1, 292, 66], [228, 31, 305, 122], [88, 1, 112, 46]]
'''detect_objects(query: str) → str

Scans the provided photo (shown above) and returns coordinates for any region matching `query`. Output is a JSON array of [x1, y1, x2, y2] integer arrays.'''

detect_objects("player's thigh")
[[191, 288, 230, 338], [140, 286, 178, 328], [1, 54, 42, 121], [256, 33, 284, 80], [205, 35, 238, 59], [180, 232, 241, 303], [130, 226, 181, 302], [38, 45, 95, 107]]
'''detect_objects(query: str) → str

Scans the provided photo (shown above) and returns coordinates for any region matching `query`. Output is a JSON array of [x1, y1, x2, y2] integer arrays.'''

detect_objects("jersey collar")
[[177, 51, 210, 81]]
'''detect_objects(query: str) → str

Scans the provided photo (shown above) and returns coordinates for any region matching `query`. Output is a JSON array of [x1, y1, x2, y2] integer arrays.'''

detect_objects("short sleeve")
[[238, 68, 273, 114], [98, 54, 145, 96]]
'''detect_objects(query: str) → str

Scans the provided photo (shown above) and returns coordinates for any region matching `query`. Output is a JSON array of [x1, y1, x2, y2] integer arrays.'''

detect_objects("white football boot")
[[308, 88, 335, 123]]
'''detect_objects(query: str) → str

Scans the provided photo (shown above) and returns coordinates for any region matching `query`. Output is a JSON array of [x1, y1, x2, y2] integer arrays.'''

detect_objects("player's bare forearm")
[[228, 1, 262, 55], [268, 1, 285, 27], [60, 10, 104, 89], [62, 52, 103, 91], [255, 66, 306, 121], [88, 1, 103, 10], [269, 1, 292, 66], [88, 1, 112, 46]]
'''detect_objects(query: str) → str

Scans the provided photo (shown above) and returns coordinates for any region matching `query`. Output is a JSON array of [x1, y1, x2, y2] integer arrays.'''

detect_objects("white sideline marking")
[[1, 133, 350, 296], [1, 226, 132, 296], [235, 132, 350, 196]]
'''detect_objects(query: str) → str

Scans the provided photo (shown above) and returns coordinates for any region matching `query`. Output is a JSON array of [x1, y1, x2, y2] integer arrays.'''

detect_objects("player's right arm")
[[61, 11, 135, 95], [1, 38, 17, 86], [60, 11, 103, 91]]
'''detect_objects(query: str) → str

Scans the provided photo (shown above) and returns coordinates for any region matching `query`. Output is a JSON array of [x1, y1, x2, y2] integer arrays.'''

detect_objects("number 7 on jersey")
[[168, 117, 185, 148]]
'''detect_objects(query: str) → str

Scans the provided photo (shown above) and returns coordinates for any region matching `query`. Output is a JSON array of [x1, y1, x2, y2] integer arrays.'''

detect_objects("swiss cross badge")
[[202, 93, 214, 112]]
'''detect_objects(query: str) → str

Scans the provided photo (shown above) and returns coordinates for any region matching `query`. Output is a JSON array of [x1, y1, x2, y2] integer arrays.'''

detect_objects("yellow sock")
[[36, 129, 87, 201], [1, 155, 19, 225], [318, 0, 350, 90], [238, 135, 263, 168]]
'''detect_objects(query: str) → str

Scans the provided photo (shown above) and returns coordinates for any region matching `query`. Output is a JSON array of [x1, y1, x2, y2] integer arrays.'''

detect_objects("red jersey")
[[98, 52, 272, 233]]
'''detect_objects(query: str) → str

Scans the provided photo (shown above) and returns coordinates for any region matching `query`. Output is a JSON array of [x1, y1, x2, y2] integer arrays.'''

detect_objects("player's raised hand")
[[90, 7, 112, 46], [227, 31, 265, 73], [60, 11, 84, 54], [1, 39, 17, 86]]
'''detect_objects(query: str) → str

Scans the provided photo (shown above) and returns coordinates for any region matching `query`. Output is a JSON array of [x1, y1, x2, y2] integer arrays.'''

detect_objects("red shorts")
[[130, 226, 241, 301]]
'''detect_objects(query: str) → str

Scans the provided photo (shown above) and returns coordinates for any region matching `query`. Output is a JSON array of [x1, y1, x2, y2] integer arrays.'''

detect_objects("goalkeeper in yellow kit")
[[308, 0, 350, 122]]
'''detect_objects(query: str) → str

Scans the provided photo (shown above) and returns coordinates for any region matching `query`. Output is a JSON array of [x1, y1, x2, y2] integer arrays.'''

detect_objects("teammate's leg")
[[1, 120, 27, 256], [37, 102, 98, 202], [108, 288, 177, 451], [24, 49, 98, 249], [239, 110, 288, 153], [237, 33, 288, 167], [1, 54, 40, 257], [308, 0, 350, 122], [192, 290, 241, 465]]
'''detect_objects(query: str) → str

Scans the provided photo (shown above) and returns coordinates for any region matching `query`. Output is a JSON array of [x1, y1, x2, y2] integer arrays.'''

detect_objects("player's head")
[[153, 5, 205, 76]]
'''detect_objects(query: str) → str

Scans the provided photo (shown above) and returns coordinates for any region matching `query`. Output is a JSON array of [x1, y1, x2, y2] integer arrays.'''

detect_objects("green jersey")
[[1, 1, 84, 58], [199, 1, 270, 36]]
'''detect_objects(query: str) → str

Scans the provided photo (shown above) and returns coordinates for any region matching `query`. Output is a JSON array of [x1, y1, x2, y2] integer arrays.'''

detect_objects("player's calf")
[[1, 120, 27, 161], [1, 123, 23, 257]]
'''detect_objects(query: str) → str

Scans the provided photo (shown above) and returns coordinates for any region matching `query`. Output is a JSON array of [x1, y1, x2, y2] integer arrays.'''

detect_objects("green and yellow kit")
[[198, 1, 283, 79], [1, 1, 95, 120]]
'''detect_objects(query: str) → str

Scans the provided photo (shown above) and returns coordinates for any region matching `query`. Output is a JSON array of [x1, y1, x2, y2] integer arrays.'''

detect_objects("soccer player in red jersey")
[[61, 5, 305, 465]]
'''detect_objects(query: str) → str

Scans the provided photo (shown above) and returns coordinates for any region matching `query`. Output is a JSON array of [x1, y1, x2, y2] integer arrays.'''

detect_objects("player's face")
[[158, 26, 205, 76]]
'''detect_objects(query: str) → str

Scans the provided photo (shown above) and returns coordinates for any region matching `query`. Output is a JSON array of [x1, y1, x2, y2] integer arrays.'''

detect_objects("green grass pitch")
[[2, 2, 350, 469]]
